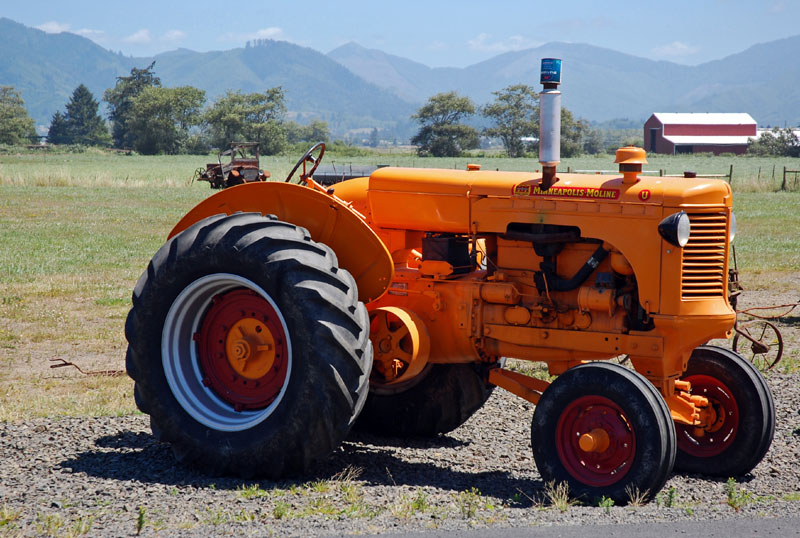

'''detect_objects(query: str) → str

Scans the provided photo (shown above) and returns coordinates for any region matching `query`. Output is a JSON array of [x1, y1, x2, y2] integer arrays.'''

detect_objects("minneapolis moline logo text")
[[513, 184, 620, 200]]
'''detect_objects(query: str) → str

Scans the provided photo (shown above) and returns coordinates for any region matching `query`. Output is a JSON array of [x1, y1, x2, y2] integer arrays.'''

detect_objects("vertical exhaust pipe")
[[539, 58, 562, 190]]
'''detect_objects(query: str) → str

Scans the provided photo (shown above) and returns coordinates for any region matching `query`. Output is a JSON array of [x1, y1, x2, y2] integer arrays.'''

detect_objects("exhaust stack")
[[539, 58, 562, 190]]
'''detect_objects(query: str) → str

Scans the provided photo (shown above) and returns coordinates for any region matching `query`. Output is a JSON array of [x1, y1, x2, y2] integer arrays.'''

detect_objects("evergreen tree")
[[0, 86, 37, 145], [64, 84, 110, 146], [104, 62, 161, 148], [47, 110, 70, 144]]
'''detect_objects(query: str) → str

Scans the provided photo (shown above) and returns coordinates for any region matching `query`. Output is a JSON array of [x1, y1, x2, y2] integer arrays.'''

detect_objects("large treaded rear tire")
[[354, 363, 496, 437], [125, 213, 372, 478]]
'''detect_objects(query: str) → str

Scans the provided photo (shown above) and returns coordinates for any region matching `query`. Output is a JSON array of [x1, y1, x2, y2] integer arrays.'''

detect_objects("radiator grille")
[[681, 212, 727, 299]]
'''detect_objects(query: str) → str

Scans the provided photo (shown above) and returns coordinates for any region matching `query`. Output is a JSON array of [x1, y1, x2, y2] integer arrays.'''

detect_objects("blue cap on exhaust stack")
[[540, 58, 562, 85]]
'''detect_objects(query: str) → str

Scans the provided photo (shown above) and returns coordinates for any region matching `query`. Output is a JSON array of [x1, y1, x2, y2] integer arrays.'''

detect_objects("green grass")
[[2, 148, 799, 191], [732, 192, 800, 276]]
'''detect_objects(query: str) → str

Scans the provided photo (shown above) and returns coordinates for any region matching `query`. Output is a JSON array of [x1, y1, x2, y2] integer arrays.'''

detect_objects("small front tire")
[[531, 362, 676, 504], [674, 345, 775, 476]]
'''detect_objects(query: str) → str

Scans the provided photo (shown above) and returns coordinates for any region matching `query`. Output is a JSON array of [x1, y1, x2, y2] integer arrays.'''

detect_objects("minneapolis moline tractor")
[[126, 60, 775, 503]]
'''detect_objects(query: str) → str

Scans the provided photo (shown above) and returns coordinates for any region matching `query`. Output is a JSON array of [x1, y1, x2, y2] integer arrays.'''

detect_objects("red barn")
[[644, 113, 757, 155]]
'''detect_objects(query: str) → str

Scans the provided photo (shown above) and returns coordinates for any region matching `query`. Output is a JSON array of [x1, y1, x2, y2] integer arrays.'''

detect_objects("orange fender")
[[170, 182, 394, 303]]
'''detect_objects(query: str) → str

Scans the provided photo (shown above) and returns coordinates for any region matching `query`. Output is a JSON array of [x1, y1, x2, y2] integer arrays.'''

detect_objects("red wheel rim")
[[555, 395, 636, 487], [195, 288, 289, 411], [676, 374, 739, 457]]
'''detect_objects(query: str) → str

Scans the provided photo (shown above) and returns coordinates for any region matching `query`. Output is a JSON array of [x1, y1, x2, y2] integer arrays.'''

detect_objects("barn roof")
[[652, 113, 756, 125]]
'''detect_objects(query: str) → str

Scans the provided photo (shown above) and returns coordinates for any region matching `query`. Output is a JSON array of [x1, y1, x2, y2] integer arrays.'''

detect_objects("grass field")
[[2, 148, 800, 191], [0, 148, 798, 420]]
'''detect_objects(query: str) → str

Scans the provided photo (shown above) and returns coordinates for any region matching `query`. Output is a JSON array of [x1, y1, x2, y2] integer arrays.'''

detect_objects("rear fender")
[[170, 182, 393, 303]]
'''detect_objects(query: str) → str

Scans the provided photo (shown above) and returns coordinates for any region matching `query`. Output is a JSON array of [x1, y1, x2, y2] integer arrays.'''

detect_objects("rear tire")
[[354, 363, 496, 437], [125, 213, 372, 478], [674, 345, 775, 476], [531, 362, 676, 504]]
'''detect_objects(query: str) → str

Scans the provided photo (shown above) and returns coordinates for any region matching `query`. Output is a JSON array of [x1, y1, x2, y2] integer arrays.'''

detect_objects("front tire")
[[125, 213, 372, 478], [531, 362, 676, 504], [674, 345, 775, 476]]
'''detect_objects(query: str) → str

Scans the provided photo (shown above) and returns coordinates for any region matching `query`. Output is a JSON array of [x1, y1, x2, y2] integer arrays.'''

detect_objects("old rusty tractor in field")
[[193, 142, 270, 189], [126, 61, 774, 503]]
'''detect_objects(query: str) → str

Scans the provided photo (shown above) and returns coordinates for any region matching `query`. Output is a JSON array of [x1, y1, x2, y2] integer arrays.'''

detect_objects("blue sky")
[[4, 1, 798, 67]]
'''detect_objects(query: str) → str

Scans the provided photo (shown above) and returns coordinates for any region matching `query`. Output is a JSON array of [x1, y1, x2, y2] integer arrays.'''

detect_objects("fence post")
[[783, 166, 787, 191], [728, 164, 733, 184]]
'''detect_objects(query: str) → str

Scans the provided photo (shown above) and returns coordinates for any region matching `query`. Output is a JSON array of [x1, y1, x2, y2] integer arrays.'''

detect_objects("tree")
[[128, 86, 206, 154], [560, 108, 589, 158], [748, 128, 800, 157], [411, 91, 479, 157], [47, 111, 70, 145], [482, 84, 539, 158], [104, 62, 161, 148], [62, 84, 110, 146], [582, 127, 604, 155], [368, 127, 379, 148], [0, 86, 37, 145], [286, 119, 330, 144], [204, 88, 287, 155]]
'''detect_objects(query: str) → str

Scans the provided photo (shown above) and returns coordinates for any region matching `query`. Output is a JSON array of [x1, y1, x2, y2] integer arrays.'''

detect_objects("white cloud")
[[35, 21, 71, 34], [75, 28, 107, 41], [652, 41, 700, 58], [468, 33, 540, 53], [219, 26, 285, 43], [124, 29, 153, 45], [162, 29, 186, 42]]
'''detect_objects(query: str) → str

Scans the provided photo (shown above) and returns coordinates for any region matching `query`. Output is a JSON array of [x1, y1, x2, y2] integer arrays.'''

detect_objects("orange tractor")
[[126, 60, 774, 503]]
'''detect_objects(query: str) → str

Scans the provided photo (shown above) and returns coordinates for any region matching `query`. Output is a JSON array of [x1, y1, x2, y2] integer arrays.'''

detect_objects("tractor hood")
[[364, 167, 732, 234]]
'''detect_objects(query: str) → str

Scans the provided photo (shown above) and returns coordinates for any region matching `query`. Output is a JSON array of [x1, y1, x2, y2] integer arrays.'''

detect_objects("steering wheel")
[[285, 142, 326, 183]]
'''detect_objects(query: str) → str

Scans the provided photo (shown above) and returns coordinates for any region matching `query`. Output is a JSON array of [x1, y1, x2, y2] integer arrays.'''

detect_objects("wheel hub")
[[677, 374, 739, 457], [556, 395, 635, 487], [196, 288, 288, 410], [225, 318, 275, 379]]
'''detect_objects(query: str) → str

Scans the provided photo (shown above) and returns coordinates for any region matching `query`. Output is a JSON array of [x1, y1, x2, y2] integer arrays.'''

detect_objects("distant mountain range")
[[328, 39, 800, 128], [2, 17, 799, 139]]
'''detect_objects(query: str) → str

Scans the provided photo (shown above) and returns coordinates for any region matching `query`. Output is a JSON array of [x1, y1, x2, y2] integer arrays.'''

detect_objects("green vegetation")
[[598, 495, 614, 514], [0, 86, 37, 145], [411, 91, 479, 157], [48, 85, 111, 147], [204, 88, 287, 155], [656, 486, 678, 508], [482, 85, 540, 158], [544, 481, 574, 512], [724, 478, 754, 511], [456, 487, 483, 519], [104, 62, 161, 150], [748, 128, 800, 157]]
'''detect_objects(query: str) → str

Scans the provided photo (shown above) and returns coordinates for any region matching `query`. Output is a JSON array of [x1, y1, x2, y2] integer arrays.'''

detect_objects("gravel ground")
[[1, 367, 798, 537]]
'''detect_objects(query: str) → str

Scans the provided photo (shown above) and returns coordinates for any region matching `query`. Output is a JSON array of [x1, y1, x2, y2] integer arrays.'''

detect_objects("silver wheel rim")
[[162, 273, 292, 432]]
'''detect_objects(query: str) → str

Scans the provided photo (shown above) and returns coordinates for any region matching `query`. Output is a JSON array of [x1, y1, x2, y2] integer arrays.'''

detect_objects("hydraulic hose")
[[534, 244, 609, 292]]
